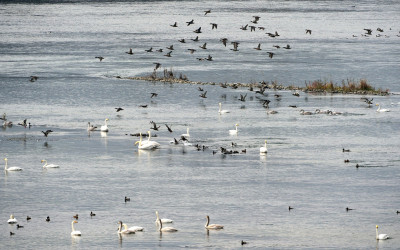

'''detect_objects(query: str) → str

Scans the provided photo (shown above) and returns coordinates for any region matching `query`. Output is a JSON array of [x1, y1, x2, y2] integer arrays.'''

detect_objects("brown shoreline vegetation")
[[117, 69, 390, 96]]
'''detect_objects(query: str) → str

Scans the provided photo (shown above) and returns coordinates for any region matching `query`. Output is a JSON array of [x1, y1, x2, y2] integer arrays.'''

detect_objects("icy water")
[[1, 0, 400, 249]]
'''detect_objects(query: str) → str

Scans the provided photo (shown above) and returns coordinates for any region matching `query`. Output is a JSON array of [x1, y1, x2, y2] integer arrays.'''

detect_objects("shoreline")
[[118, 75, 391, 96]]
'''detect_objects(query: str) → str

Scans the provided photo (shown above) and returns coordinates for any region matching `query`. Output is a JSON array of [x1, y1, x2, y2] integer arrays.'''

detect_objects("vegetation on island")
[[118, 69, 390, 96]]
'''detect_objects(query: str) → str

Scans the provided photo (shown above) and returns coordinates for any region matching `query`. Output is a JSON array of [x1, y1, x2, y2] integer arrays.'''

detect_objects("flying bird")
[[204, 9, 211, 15], [210, 23, 218, 29], [200, 91, 207, 98], [170, 22, 177, 27], [115, 107, 124, 112], [150, 93, 158, 98], [95, 56, 104, 61], [186, 19, 194, 26], [126, 48, 133, 54], [194, 27, 202, 33], [42, 130, 53, 137], [153, 62, 161, 70]]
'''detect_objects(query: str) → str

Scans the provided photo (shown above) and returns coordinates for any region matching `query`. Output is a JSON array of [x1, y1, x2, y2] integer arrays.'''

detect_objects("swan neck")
[[205, 216, 210, 227], [4, 159, 7, 170], [71, 221, 75, 232]]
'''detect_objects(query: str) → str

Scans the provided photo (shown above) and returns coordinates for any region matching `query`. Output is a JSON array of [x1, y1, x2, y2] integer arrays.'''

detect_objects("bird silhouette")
[[194, 27, 202, 33], [115, 107, 124, 112], [145, 47, 153, 52], [204, 9, 211, 15], [150, 93, 158, 98], [254, 43, 261, 50], [42, 130, 53, 137], [199, 43, 207, 49], [164, 51, 172, 57], [191, 36, 199, 42], [267, 52, 274, 58], [186, 19, 194, 26], [306, 29, 312, 34], [95, 56, 104, 61], [153, 62, 161, 70], [200, 91, 207, 98], [126, 48, 133, 54], [220, 38, 228, 47], [170, 22, 177, 27], [210, 23, 218, 29], [252, 16, 260, 23], [165, 124, 173, 133], [188, 49, 196, 54]]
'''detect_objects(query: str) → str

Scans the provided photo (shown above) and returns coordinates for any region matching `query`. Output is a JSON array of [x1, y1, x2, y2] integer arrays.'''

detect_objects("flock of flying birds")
[[94, 8, 301, 69]]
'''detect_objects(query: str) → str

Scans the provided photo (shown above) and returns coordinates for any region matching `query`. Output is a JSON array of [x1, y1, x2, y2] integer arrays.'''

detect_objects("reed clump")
[[306, 79, 389, 95]]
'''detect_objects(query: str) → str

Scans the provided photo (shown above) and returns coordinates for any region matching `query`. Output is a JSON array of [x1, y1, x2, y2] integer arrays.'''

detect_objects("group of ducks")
[[4, 158, 59, 172], [7, 212, 225, 237], [108, 9, 298, 70]]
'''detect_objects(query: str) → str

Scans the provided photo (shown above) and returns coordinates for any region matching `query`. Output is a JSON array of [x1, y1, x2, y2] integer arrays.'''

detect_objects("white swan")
[[123, 223, 144, 232], [7, 214, 18, 224], [87, 122, 97, 131], [376, 225, 389, 240], [71, 220, 81, 236], [117, 221, 135, 234], [260, 140, 268, 154], [205, 215, 224, 230], [135, 132, 160, 150], [155, 211, 173, 225], [181, 128, 190, 138], [41, 159, 60, 169], [4, 158, 22, 171], [229, 124, 239, 135], [100, 118, 109, 132], [157, 219, 178, 232], [376, 103, 390, 112], [218, 103, 230, 114]]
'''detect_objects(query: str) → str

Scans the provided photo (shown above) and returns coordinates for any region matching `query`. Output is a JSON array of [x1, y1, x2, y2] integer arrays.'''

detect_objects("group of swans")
[[135, 131, 160, 150], [87, 119, 109, 132], [4, 158, 60, 172]]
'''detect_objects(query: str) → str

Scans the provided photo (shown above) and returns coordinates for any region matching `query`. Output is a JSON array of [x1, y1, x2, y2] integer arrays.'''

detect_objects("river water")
[[1, 0, 399, 249]]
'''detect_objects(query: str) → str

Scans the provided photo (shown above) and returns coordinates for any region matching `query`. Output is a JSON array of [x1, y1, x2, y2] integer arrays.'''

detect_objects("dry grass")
[[306, 79, 388, 94]]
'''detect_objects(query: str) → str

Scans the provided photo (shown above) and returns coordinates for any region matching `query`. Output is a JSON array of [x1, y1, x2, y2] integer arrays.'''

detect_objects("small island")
[[118, 69, 390, 96]]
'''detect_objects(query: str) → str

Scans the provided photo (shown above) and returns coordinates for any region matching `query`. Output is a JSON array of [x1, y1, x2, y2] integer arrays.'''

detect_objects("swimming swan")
[[229, 124, 239, 135], [87, 122, 97, 131], [155, 211, 173, 225], [7, 214, 18, 224], [157, 219, 178, 232], [117, 221, 135, 234], [218, 103, 230, 114], [123, 223, 144, 232], [4, 158, 22, 171], [41, 160, 60, 169], [181, 128, 190, 138], [376, 103, 390, 112], [260, 140, 268, 154], [376, 225, 389, 240], [205, 215, 224, 230], [100, 118, 109, 132], [71, 220, 81, 236]]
